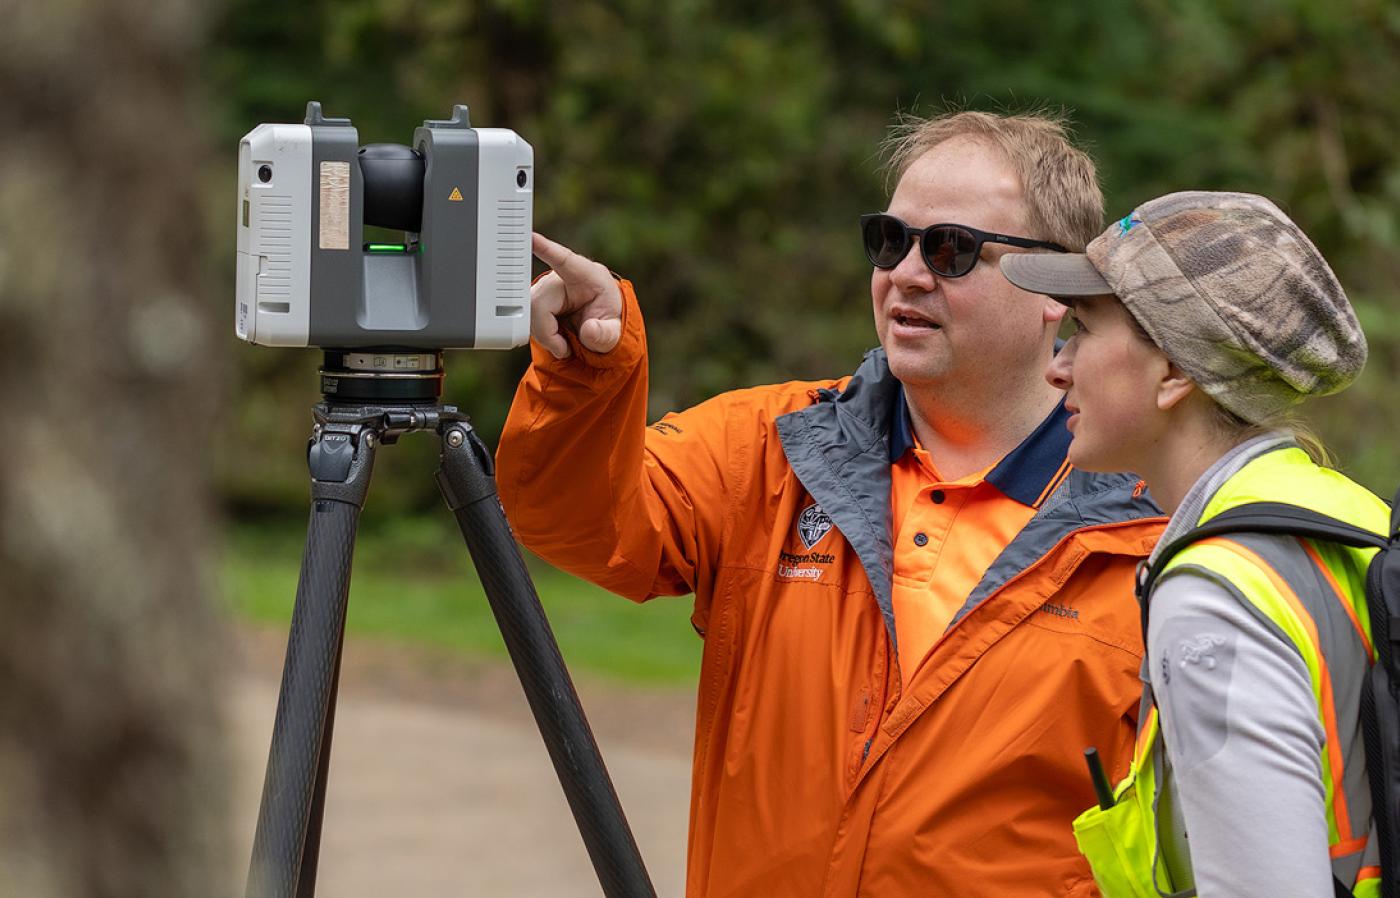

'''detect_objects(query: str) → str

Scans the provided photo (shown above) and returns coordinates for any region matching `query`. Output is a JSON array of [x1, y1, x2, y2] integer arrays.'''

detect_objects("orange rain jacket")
[[497, 281, 1167, 897]]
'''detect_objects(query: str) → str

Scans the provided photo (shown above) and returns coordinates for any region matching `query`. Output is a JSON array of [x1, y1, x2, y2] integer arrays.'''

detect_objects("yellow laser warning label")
[[448, 187, 464, 201]]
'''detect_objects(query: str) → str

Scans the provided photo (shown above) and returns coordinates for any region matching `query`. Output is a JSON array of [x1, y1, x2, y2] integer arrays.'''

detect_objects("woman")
[[1000, 191, 1387, 897]]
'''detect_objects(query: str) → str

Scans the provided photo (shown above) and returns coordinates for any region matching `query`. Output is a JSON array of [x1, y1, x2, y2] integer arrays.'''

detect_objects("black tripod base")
[[245, 401, 656, 898]]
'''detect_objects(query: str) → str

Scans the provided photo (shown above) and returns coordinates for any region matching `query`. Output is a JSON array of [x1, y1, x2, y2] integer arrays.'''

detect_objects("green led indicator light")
[[366, 243, 408, 253]]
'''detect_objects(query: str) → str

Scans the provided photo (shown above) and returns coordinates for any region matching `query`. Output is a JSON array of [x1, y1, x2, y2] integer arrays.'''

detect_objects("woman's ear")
[[1156, 359, 1197, 411]]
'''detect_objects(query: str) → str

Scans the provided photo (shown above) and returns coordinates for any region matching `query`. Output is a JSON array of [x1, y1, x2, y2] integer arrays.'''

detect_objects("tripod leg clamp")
[[437, 425, 498, 511], [307, 424, 377, 506], [309, 433, 355, 482]]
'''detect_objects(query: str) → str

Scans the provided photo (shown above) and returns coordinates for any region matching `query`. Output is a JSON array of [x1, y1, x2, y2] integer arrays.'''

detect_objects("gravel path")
[[230, 628, 693, 896]]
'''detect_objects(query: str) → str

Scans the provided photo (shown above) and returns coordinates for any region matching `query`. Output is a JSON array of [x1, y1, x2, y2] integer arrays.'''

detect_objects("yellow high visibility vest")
[[1073, 446, 1388, 898]]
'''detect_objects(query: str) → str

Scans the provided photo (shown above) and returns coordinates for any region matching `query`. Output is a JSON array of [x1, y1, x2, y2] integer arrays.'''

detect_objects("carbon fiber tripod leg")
[[246, 423, 377, 898], [437, 422, 657, 898], [294, 636, 343, 898]]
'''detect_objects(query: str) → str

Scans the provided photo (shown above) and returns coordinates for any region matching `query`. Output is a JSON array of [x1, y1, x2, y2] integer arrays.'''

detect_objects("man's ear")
[[1043, 297, 1068, 324], [1157, 359, 1197, 411]]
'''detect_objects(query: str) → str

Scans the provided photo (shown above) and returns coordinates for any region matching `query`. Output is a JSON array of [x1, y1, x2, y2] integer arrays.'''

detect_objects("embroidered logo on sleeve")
[[797, 503, 833, 549], [1179, 633, 1228, 670], [1160, 622, 1237, 768]]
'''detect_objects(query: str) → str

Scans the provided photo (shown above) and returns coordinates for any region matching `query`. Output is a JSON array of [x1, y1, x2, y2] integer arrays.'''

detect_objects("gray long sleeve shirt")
[[1147, 435, 1336, 898]]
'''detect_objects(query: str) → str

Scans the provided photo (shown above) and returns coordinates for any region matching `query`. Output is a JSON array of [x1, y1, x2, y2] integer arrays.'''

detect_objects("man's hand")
[[530, 232, 623, 359]]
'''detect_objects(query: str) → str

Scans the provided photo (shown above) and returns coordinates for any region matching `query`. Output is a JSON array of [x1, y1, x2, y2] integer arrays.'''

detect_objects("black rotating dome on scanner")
[[320, 142, 441, 404], [359, 143, 424, 232]]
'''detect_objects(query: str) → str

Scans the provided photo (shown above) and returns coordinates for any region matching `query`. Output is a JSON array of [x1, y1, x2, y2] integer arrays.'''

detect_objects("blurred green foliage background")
[[208, 1, 1400, 677]]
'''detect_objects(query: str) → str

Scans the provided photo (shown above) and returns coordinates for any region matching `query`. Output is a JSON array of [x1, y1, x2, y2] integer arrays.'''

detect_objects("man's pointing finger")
[[532, 232, 581, 274]]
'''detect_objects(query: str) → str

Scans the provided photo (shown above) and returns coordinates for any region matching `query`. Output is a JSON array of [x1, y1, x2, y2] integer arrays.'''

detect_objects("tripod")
[[245, 352, 656, 898]]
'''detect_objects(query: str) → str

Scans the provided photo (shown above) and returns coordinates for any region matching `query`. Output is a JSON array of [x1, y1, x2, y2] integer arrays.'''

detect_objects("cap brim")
[[1000, 252, 1112, 303]]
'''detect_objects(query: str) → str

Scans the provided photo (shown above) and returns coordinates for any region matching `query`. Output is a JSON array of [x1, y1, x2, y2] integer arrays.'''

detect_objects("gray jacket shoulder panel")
[[954, 468, 1164, 623], [776, 348, 901, 649]]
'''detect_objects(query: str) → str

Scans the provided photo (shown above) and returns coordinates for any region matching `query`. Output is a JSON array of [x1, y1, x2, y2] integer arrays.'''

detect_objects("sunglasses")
[[860, 213, 1068, 277]]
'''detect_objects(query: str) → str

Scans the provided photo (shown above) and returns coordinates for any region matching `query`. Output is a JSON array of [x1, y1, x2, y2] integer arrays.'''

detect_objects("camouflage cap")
[[1000, 191, 1367, 423]]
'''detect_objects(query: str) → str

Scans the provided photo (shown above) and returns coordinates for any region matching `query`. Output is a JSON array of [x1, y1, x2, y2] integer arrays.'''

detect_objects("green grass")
[[222, 515, 703, 685]]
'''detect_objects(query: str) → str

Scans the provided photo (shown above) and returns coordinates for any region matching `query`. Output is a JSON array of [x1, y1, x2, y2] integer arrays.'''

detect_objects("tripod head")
[[318, 348, 445, 404]]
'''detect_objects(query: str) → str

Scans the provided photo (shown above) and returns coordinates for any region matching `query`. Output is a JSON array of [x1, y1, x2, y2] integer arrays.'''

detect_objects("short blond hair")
[[883, 109, 1104, 252]]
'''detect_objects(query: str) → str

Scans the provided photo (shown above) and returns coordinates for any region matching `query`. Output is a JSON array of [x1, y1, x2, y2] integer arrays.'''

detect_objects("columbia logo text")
[[1039, 602, 1079, 620]]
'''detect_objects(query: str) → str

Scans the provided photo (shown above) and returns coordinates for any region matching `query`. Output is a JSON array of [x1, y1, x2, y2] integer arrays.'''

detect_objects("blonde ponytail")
[[1208, 401, 1334, 468]]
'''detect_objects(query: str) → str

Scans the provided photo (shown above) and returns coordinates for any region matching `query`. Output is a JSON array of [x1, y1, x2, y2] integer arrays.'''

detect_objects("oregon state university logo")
[[797, 503, 833, 549], [779, 503, 837, 582]]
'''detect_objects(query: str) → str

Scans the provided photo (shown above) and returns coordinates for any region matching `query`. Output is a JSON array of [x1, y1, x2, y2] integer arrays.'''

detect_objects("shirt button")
[[913, 532, 929, 547], [931, 490, 946, 504]]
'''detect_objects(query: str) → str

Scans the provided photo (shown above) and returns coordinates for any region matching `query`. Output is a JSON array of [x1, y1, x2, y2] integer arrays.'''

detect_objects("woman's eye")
[[1070, 316, 1086, 335]]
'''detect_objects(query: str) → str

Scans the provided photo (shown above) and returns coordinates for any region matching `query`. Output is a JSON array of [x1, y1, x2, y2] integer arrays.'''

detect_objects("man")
[[496, 111, 1165, 897]]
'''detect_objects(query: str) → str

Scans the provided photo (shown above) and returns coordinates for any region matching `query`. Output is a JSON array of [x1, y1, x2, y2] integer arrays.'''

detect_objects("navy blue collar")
[[888, 387, 1073, 507]]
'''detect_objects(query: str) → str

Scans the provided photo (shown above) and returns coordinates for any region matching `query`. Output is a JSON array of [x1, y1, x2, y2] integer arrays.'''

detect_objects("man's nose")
[[888, 237, 937, 290]]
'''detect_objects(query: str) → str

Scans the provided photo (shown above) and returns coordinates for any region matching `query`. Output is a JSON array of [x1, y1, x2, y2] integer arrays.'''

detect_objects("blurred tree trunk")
[[0, 0, 231, 896]]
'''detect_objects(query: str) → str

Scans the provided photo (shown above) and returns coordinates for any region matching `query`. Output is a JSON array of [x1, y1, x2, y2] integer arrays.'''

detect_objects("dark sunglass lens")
[[925, 226, 978, 276], [864, 216, 908, 268]]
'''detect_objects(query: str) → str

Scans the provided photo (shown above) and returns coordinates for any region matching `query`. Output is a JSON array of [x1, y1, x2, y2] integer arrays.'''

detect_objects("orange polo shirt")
[[889, 396, 1074, 678]]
